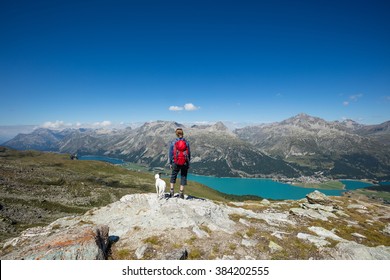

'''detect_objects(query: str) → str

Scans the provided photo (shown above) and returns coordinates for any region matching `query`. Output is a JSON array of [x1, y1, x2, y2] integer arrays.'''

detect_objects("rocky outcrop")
[[2, 225, 110, 260], [306, 190, 333, 205], [1, 191, 389, 260]]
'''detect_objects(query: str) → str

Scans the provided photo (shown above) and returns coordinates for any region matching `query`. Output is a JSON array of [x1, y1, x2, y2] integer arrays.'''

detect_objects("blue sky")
[[1, 0, 389, 127]]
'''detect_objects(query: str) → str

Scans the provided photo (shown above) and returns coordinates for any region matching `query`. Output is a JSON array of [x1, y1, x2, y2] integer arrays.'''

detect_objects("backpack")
[[173, 139, 188, 165]]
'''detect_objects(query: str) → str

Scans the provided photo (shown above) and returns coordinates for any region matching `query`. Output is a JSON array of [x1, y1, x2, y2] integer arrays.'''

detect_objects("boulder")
[[261, 199, 271, 206], [306, 190, 332, 205], [331, 242, 390, 260], [2, 225, 110, 260]]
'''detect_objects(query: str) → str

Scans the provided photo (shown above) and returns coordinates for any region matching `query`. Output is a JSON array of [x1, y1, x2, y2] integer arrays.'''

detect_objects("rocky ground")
[[1, 147, 389, 260], [1, 191, 389, 260]]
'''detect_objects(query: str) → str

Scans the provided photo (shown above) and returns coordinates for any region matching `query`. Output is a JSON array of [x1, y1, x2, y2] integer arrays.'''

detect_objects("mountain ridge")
[[3, 114, 390, 180]]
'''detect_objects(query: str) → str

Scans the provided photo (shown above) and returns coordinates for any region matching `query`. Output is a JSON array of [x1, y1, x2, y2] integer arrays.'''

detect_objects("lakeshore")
[[79, 155, 383, 200]]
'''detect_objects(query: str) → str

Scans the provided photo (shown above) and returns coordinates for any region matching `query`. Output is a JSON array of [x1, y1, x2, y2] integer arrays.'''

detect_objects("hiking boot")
[[179, 192, 184, 199], [169, 189, 174, 198]]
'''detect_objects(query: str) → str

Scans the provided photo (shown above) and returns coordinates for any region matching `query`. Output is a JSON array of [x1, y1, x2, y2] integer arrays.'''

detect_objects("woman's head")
[[175, 128, 184, 138]]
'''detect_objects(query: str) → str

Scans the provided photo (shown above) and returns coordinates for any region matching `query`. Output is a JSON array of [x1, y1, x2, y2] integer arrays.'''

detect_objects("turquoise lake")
[[187, 174, 374, 200], [79, 155, 378, 200]]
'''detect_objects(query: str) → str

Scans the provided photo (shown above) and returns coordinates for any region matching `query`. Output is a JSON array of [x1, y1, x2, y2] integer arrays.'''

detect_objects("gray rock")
[[383, 224, 390, 235], [317, 210, 338, 219], [306, 190, 332, 205], [2, 193, 389, 261], [301, 202, 334, 213], [335, 210, 349, 217], [269, 241, 283, 253], [2, 225, 109, 260], [351, 233, 367, 239], [113, 194, 236, 234], [261, 199, 271, 205], [192, 226, 209, 238], [221, 255, 235, 260], [241, 239, 257, 247], [271, 231, 289, 239], [238, 218, 251, 227], [289, 207, 329, 221], [297, 232, 330, 247], [250, 211, 295, 226], [332, 242, 390, 260], [135, 244, 150, 259], [347, 204, 368, 210], [308, 226, 345, 242], [165, 248, 188, 260]]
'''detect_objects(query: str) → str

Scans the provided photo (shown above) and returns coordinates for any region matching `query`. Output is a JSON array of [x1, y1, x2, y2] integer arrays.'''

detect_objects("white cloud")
[[101, 121, 112, 127], [93, 120, 112, 127], [350, 94, 363, 101], [42, 120, 67, 129], [170, 103, 200, 112], [343, 94, 363, 106], [169, 106, 184, 111], [40, 120, 121, 130], [184, 103, 200, 111]]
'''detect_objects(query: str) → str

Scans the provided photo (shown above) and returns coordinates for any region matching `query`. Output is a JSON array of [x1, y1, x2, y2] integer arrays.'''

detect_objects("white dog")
[[155, 173, 166, 199]]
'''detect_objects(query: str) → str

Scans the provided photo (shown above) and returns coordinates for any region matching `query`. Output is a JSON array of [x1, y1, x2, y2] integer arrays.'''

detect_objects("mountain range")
[[3, 114, 390, 180]]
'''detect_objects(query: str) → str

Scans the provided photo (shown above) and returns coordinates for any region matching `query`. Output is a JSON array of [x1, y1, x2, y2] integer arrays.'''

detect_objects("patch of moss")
[[143, 235, 162, 246], [111, 248, 132, 260], [188, 248, 202, 259], [199, 224, 212, 235], [228, 243, 237, 250], [185, 236, 197, 246], [246, 227, 257, 238], [271, 237, 321, 260], [228, 213, 246, 222]]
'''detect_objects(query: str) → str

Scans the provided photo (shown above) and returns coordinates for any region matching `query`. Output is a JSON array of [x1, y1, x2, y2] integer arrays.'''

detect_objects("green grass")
[[121, 162, 151, 172], [353, 189, 390, 201]]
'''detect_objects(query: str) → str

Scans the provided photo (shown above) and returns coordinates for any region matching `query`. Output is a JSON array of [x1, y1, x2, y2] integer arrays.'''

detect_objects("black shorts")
[[170, 163, 189, 185]]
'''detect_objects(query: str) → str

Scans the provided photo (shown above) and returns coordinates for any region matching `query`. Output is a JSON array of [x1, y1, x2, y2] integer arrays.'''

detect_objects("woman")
[[168, 128, 191, 199]]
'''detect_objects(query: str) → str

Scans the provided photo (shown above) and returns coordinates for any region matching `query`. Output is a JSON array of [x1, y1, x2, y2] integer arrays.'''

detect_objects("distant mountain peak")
[[211, 121, 229, 131], [296, 112, 310, 118], [281, 113, 326, 126]]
